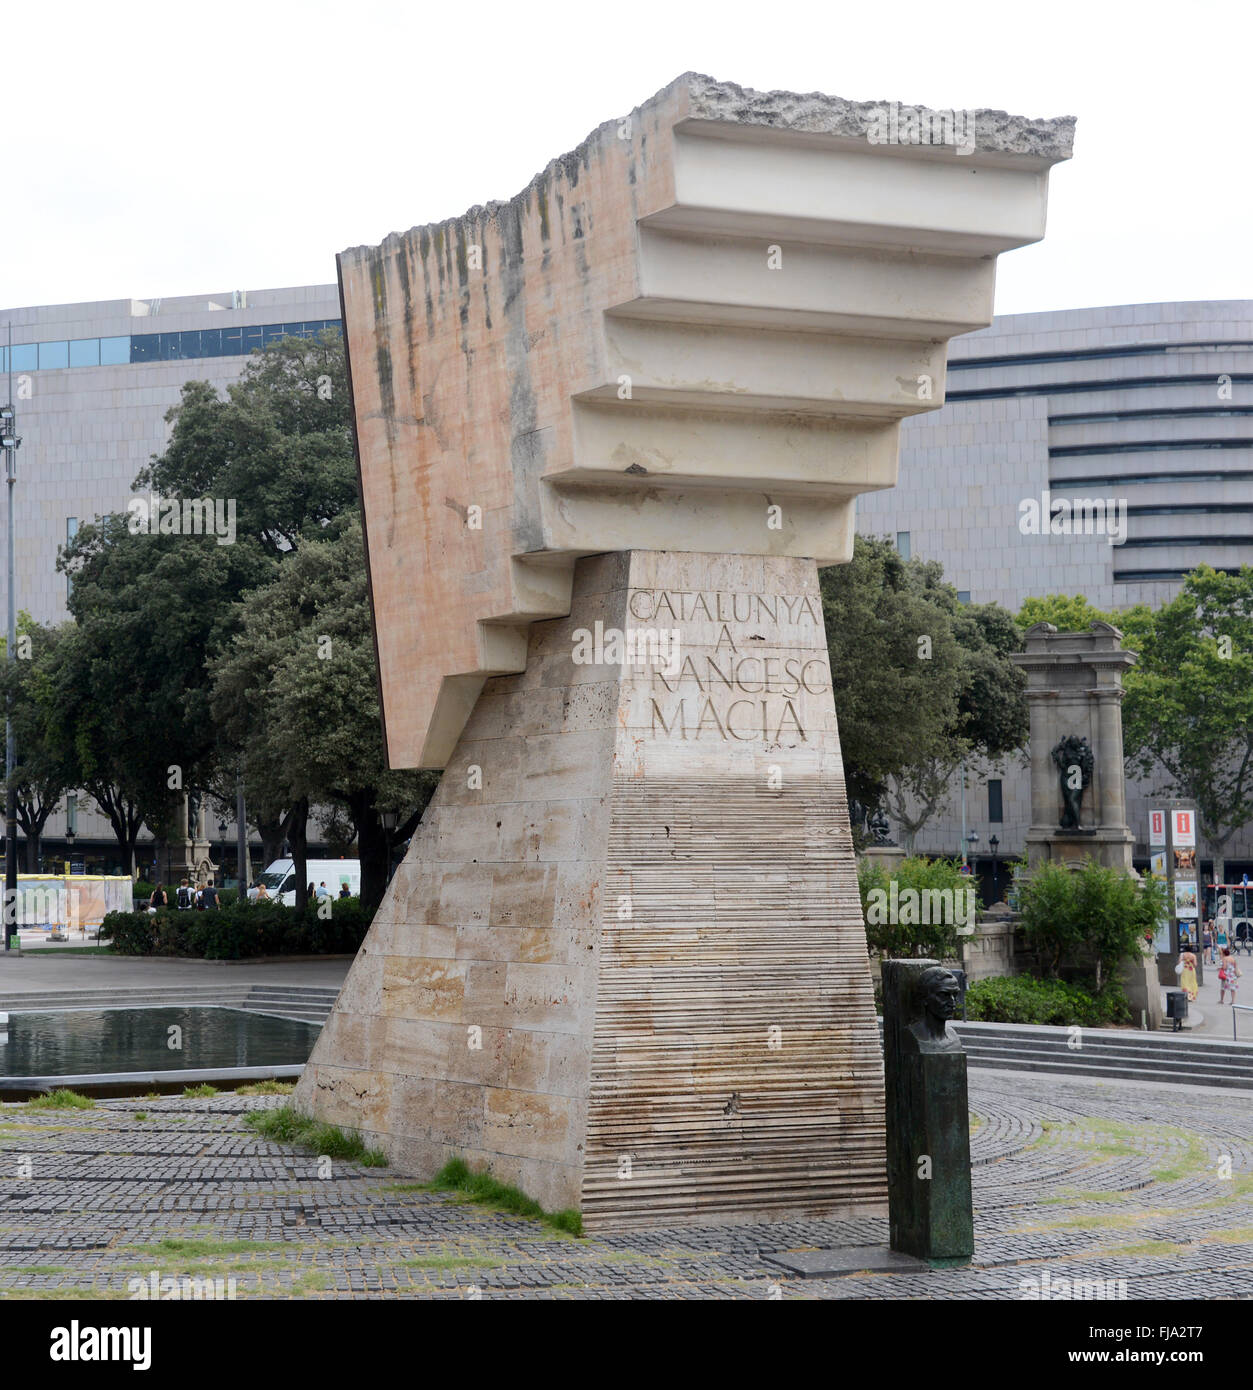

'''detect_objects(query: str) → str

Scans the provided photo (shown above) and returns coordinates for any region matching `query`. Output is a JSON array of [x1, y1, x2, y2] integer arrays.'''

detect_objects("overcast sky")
[[11, 0, 1250, 317]]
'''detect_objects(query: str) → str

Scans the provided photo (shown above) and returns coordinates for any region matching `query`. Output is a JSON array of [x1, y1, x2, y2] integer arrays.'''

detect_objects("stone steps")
[[950, 1020, 1253, 1091]]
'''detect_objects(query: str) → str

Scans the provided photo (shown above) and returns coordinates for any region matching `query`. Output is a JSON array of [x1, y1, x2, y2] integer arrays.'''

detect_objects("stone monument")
[[294, 74, 1073, 1231], [882, 960, 974, 1265], [1012, 622, 1136, 872]]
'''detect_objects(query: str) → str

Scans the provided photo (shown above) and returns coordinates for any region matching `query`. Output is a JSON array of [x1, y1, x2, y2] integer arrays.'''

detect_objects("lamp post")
[[217, 818, 229, 890], [965, 831, 979, 880], [2, 379, 21, 951], [380, 809, 397, 885], [989, 834, 1000, 902]]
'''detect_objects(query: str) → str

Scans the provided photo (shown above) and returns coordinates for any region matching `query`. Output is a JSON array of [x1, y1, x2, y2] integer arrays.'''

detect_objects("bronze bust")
[[906, 966, 965, 1053]]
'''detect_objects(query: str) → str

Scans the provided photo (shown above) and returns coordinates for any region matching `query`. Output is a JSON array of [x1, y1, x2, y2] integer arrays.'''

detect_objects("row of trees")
[[2, 332, 436, 915]]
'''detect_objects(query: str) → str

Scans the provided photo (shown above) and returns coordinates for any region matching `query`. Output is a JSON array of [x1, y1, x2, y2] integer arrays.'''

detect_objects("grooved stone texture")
[[296, 551, 887, 1231]]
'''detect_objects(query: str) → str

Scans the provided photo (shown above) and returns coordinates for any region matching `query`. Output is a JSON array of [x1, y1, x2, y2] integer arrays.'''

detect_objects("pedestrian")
[[1203, 920, 1216, 965], [338, 882, 351, 899], [317, 881, 330, 900], [148, 882, 167, 913], [200, 878, 219, 911], [255, 882, 270, 902], [176, 878, 193, 911], [1178, 950, 1199, 1002], [1219, 947, 1243, 1005], [307, 881, 316, 901]]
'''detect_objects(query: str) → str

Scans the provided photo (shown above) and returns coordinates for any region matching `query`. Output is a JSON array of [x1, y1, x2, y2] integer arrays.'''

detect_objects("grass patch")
[[383, 1182, 428, 1194], [428, 1157, 583, 1236], [134, 1112, 147, 1121], [243, 1105, 387, 1166], [123, 1238, 287, 1258], [234, 1081, 294, 1096], [292, 1272, 329, 1295], [398, 1253, 506, 1270], [181, 1084, 218, 1098], [0, 1288, 130, 1300], [25, 1090, 94, 1111], [1198, 1226, 1253, 1245], [1105, 1239, 1187, 1258], [5, 1265, 68, 1276]]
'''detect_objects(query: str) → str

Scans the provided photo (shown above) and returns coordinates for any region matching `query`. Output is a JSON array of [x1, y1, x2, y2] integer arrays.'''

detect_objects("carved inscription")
[[633, 590, 829, 743]]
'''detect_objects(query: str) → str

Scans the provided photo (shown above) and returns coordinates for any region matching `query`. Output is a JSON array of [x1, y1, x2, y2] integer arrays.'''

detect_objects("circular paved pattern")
[[1, 1069, 1252, 1299]]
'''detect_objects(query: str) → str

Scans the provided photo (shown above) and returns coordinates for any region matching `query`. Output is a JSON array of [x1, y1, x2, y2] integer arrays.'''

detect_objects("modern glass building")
[[856, 300, 1253, 887], [1, 284, 341, 868]]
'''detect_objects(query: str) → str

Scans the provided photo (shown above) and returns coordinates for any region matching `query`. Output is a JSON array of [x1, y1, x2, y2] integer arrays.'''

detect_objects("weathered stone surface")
[[340, 74, 1073, 768], [297, 550, 887, 1230]]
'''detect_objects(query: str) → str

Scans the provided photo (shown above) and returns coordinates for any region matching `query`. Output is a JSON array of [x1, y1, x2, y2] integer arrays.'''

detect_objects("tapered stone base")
[[294, 550, 887, 1231]]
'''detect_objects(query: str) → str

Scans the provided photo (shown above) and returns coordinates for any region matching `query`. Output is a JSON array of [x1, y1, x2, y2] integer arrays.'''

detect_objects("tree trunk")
[[350, 791, 389, 917], [258, 817, 285, 874], [285, 798, 310, 914]]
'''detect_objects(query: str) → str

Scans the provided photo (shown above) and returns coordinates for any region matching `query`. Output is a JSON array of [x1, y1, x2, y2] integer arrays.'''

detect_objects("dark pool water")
[[0, 1006, 320, 1077]]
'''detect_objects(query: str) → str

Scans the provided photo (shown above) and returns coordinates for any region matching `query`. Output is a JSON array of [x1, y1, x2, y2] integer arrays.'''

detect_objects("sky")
[[10, 0, 1251, 317]]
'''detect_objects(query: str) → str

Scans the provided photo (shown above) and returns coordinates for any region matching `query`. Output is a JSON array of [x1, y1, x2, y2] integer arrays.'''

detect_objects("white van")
[[247, 858, 361, 906]]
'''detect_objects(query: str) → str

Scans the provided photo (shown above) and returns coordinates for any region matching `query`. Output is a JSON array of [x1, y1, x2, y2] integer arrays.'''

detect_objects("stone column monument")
[[1012, 622, 1136, 872], [294, 74, 1072, 1231]]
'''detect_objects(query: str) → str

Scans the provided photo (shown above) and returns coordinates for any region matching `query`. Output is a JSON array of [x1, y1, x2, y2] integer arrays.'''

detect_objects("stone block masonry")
[[296, 551, 886, 1230]]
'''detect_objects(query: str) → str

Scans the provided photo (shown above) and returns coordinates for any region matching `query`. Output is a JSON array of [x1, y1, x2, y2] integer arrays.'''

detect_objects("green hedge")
[[965, 975, 1130, 1028], [99, 898, 371, 959]]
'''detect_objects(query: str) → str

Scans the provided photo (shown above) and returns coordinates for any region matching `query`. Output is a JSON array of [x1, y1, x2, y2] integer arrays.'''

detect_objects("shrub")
[[966, 975, 1130, 1027], [1019, 856, 1166, 989], [858, 855, 979, 960], [99, 898, 373, 959]]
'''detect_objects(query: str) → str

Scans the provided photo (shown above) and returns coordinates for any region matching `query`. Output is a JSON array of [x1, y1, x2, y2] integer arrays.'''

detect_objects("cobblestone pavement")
[[1, 1067, 1251, 1300]]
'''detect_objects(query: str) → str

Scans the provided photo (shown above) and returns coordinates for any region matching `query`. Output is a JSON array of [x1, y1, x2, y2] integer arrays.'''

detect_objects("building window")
[[0, 321, 341, 376], [896, 531, 911, 560], [988, 779, 1003, 822], [957, 590, 971, 604]]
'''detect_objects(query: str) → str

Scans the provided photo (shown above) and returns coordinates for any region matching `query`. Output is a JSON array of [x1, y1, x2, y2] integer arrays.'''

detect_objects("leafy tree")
[[1016, 593, 1112, 631], [135, 331, 355, 559], [53, 517, 269, 871], [0, 617, 76, 868], [823, 538, 966, 814], [857, 854, 978, 959], [1019, 857, 1165, 990], [826, 537, 1027, 849], [1121, 565, 1253, 884], [210, 519, 435, 914]]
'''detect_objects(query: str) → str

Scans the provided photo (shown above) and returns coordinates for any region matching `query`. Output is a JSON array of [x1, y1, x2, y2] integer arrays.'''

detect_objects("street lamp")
[[965, 831, 979, 877], [217, 819, 229, 890], [1, 379, 19, 951], [989, 834, 1000, 901]]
